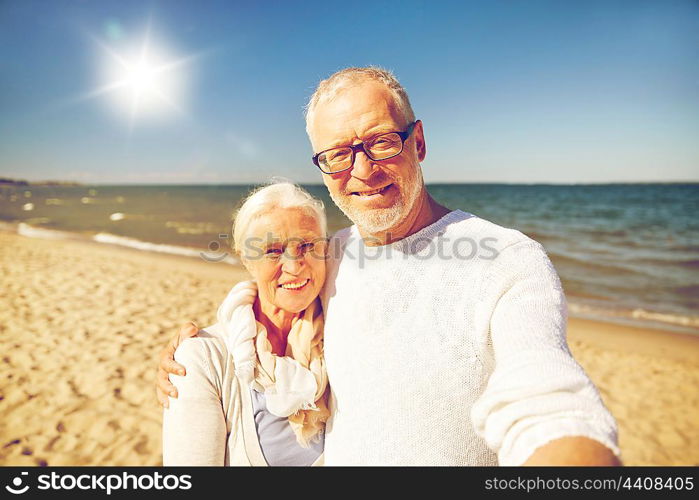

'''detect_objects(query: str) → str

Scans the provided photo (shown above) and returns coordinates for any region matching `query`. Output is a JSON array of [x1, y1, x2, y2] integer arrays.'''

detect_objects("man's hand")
[[523, 436, 622, 466], [156, 322, 200, 408]]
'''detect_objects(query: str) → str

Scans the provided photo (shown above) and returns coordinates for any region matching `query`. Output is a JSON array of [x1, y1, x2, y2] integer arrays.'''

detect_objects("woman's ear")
[[238, 252, 252, 275]]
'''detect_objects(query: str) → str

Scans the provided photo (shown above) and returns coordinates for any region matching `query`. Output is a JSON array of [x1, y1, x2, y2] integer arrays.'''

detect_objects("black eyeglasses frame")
[[312, 121, 418, 175]]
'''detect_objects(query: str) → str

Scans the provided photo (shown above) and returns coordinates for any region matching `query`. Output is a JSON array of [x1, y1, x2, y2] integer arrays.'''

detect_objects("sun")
[[125, 59, 159, 95], [86, 25, 196, 127], [110, 46, 176, 116]]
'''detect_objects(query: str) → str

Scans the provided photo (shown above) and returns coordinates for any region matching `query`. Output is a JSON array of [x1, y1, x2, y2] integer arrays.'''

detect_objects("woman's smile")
[[278, 278, 311, 291]]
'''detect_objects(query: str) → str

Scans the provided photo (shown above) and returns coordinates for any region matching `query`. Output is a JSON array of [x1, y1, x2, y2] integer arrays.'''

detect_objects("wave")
[[17, 223, 78, 240], [580, 228, 628, 238], [547, 251, 639, 276], [674, 284, 699, 298], [11, 223, 239, 265], [668, 244, 699, 253], [93, 232, 239, 265], [521, 230, 565, 242], [636, 257, 699, 269], [567, 301, 699, 332], [670, 258, 699, 269]]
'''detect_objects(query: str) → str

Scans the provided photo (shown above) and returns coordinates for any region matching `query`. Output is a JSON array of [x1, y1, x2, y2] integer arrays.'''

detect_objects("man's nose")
[[351, 149, 378, 181]]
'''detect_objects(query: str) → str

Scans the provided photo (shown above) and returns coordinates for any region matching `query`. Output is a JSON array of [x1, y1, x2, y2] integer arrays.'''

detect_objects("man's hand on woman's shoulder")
[[156, 322, 200, 408]]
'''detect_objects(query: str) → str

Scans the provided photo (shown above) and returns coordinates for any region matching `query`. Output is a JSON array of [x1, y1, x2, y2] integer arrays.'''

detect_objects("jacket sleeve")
[[162, 337, 228, 465], [471, 239, 620, 465]]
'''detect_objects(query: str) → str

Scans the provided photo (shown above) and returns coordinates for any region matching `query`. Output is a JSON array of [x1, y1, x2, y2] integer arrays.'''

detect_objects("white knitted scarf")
[[216, 280, 329, 446]]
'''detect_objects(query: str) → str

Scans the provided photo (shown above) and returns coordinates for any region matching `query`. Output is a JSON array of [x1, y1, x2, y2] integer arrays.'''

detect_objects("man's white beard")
[[329, 168, 423, 235]]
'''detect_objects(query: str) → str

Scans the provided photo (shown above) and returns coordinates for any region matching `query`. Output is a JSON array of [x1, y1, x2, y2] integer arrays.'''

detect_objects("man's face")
[[308, 81, 426, 235]]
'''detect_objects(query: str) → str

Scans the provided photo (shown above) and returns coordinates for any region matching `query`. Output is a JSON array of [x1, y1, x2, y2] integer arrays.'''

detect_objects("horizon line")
[[3, 180, 698, 187]]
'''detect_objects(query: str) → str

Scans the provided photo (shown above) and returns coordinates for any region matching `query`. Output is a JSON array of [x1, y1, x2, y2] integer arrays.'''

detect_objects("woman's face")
[[241, 208, 327, 314]]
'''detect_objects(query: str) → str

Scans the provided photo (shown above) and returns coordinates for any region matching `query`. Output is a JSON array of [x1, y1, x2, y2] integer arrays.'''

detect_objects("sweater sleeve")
[[162, 337, 228, 466], [471, 239, 620, 465]]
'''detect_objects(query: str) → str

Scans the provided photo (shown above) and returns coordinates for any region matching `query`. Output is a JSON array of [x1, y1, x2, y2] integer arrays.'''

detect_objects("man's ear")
[[413, 120, 426, 162]]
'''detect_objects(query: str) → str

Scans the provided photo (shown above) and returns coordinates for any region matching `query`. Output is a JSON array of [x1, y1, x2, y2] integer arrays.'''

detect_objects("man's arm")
[[523, 437, 621, 466], [156, 322, 199, 408], [471, 239, 621, 466]]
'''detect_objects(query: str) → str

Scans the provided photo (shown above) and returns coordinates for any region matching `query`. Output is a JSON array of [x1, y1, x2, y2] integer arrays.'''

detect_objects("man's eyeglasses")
[[312, 121, 417, 174]]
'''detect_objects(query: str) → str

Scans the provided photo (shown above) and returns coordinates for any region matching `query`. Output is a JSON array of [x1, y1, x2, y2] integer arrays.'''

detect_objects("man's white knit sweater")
[[320, 210, 619, 465]]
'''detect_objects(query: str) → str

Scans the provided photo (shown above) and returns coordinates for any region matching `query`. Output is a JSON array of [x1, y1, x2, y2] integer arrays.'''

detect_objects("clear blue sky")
[[1, 0, 697, 184]]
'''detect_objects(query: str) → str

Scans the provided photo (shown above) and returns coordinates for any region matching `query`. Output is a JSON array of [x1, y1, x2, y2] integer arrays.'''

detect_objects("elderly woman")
[[162, 182, 329, 466]]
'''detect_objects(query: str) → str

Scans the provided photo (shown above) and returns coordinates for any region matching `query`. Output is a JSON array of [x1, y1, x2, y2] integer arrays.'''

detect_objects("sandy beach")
[[1, 230, 697, 466]]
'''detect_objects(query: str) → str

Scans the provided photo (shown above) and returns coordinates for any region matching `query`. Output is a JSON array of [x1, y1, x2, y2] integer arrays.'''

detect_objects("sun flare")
[[110, 48, 175, 115], [87, 25, 196, 126]]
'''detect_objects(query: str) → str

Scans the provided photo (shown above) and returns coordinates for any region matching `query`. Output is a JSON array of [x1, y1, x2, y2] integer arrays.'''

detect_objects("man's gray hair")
[[232, 180, 327, 259], [304, 66, 416, 136]]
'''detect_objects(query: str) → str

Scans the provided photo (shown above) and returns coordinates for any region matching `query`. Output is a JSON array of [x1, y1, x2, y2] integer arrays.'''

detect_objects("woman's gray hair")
[[304, 66, 416, 135], [232, 180, 327, 259]]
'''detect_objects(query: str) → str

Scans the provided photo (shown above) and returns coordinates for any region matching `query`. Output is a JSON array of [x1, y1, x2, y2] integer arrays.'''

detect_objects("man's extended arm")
[[523, 436, 621, 466], [471, 238, 621, 466]]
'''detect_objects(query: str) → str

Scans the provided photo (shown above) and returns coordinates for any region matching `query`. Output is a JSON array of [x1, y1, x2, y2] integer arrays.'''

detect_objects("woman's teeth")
[[279, 279, 310, 290]]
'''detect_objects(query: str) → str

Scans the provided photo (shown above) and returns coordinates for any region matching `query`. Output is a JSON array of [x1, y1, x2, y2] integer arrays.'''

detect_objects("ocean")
[[2, 182, 698, 334]]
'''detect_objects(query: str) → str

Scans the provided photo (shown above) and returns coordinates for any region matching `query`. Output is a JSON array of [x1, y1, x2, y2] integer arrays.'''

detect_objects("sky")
[[0, 0, 697, 184]]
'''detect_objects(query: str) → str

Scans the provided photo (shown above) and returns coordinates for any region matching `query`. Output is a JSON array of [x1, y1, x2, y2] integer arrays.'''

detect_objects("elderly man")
[[156, 67, 620, 466]]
